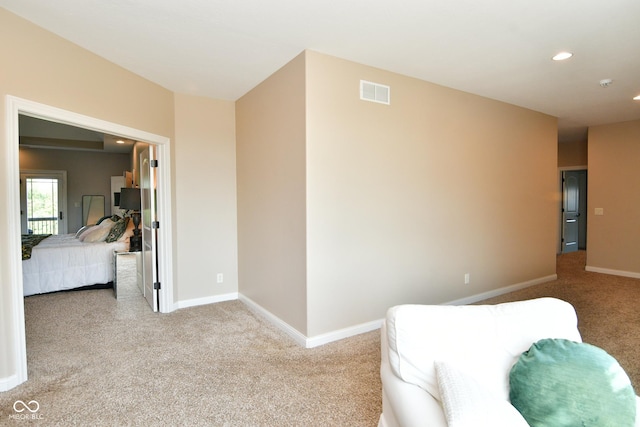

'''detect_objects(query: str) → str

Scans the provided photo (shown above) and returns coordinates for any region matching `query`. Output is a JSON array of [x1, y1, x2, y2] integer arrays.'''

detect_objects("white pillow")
[[79, 219, 115, 243], [82, 225, 112, 243], [75, 225, 90, 238], [435, 361, 529, 427], [76, 225, 93, 240]]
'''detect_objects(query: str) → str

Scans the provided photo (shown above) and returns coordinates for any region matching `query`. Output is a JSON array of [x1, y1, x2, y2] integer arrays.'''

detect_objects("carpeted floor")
[[1, 250, 638, 425], [479, 250, 640, 390], [0, 293, 381, 426]]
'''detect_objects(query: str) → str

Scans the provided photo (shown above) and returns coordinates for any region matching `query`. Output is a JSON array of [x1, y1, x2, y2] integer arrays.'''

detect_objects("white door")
[[140, 147, 159, 312], [20, 170, 68, 235]]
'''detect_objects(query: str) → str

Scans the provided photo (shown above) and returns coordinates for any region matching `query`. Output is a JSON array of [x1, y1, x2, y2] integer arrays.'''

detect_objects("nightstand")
[[113, 251, 142, 299]]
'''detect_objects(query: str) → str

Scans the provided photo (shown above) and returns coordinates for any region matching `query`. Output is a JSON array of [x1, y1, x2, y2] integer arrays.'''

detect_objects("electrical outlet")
[[464, 273, 470, 285], [216, 273, 223, 284]]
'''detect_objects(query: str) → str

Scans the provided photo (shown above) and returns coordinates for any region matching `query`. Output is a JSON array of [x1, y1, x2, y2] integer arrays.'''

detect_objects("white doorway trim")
[[4, 95, 175, 390]]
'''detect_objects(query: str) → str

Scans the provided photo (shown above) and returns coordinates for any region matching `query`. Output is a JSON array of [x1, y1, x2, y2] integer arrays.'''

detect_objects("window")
[[20, 170, 67, 235]]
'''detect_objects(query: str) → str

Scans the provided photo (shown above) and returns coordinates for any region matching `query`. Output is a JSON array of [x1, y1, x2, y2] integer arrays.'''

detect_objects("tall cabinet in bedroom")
[[110, 175, 126, 217]]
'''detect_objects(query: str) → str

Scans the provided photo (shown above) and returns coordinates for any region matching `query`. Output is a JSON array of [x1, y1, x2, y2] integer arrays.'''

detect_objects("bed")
[[22, 215, 134, 296]]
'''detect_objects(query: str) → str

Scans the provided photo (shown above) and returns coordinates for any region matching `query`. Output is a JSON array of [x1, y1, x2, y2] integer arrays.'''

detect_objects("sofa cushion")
[[435, 361, 529, 427], [510, 338, 636, 427], [385, 298, 581, 401]]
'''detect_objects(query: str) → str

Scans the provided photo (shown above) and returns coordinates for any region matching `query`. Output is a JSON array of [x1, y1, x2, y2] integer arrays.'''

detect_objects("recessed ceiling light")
[[634, 95, 640, 101], [599, 79, 613, 88], [116, 140, 125, 144], [552, 52, 573, 61]]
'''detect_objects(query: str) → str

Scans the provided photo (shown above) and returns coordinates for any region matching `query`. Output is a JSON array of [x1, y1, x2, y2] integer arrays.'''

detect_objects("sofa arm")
[[379, 321, 447, 427], [380, 358, 447, 427]]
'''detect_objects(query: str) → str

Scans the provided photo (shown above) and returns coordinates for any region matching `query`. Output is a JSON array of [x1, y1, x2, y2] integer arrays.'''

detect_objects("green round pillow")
[[509, 338, 636, 427]]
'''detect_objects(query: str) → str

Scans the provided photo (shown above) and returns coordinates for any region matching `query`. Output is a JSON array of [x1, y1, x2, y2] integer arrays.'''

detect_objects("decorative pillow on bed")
[[106, 217, 130, 243], [117, 217, 135, 242], [82, 224, 112, 243], [78, 219, 115, 242], [77, 225, 97, 241], [75, 225, 90, 238], [97, 214, 121, 225], [509, 338, 636, 427]]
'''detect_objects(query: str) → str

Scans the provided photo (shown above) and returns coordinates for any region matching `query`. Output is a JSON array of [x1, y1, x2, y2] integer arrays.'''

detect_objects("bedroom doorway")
[[5, 95, 175, 391]]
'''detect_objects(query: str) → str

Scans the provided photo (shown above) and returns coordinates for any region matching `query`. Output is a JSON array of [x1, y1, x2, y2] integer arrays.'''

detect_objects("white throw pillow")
[[82, 226, 110, 243], [81, 220, 115, 243], [435, 361, 529, 427], [77, 225, 96, 241], [75, 225, 90, 238]]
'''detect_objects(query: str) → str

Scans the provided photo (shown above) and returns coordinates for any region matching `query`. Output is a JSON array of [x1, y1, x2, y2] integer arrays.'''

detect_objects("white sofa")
[[378, 297, 640, 427]]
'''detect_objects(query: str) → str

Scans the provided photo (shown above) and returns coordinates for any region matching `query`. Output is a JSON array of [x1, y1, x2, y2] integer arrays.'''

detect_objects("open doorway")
[[5, 95, 175, 390], [560, 168, 587, 253]]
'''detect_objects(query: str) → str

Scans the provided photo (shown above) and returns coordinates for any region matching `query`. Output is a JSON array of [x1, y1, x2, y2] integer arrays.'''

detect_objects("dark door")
[[562, 170, 587, 253]]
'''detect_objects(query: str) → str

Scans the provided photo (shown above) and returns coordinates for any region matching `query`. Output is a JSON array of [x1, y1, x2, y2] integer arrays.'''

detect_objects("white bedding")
[[22, 233, 127, 296]]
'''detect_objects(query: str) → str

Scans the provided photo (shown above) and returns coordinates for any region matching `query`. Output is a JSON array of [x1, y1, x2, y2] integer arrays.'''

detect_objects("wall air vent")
[[360, 80, 390, 105]]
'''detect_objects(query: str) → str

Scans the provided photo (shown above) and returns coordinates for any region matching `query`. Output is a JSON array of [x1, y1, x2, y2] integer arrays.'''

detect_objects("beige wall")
[[305, 51, 559, 336], [0, 4, 567, 385], [0, 9, 174, 383], [558, 140, 588, 167], [236, 53, 308, 334], [174, 94, 238, 301], [587, 119, 640, 274], [237, 50, 558, 338]]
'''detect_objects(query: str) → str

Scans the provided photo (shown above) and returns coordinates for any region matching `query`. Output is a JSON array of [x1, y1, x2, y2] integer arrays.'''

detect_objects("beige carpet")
[[479, 250, 640, 391], [0, 294, 381, 426], [1, 250, 638, 425]]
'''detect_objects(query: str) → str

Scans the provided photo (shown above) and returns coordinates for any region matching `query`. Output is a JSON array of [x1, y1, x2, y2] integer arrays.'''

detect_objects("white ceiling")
[[2, 0, 640, 143]]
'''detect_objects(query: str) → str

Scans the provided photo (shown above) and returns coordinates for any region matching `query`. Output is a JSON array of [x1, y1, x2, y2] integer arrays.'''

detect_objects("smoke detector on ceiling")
[[599, 79, 613, 88]]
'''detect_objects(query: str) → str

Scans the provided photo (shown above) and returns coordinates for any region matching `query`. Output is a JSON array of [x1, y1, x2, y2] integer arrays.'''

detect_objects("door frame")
[[4, 95, 175, 390], [557, 165, 587, 254]]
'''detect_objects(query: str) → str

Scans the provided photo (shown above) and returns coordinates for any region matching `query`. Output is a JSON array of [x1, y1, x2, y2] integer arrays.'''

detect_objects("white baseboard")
[[174, 292, 239, 310], [305, 319, 383, 348], [238, 294, 383, 348], [0, 373, 21, 392], [585, 266, 640, 279], [239, 294, 309, 347], [444, 274, 558, 306], [174, 274, 558, 348]]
